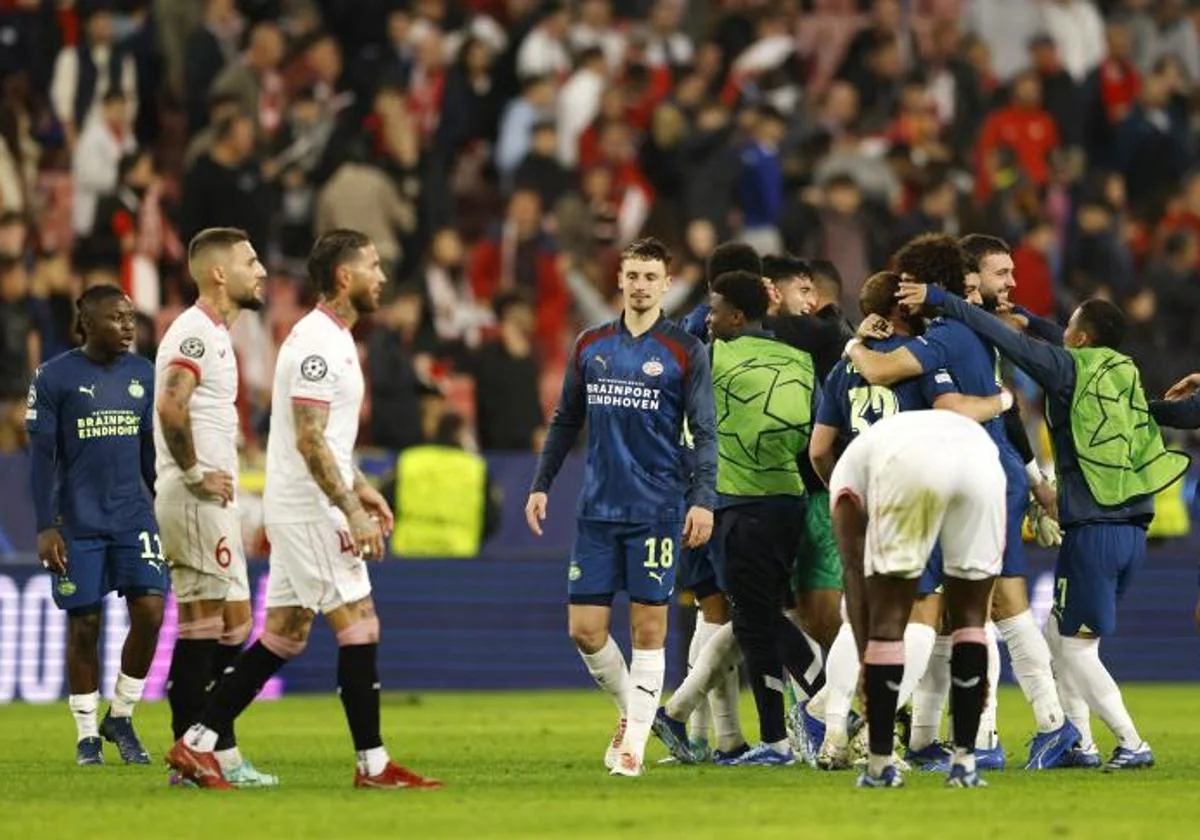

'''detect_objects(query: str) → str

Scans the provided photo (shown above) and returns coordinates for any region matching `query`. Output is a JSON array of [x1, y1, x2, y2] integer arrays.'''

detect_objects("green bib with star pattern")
[[1068, 347, 1190, 506], [712, 334, 814, 498]]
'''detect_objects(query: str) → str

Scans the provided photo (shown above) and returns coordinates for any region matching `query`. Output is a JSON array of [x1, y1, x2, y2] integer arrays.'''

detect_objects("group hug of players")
[[31, 227, 440, 789], [526, 231, 1200, 788]]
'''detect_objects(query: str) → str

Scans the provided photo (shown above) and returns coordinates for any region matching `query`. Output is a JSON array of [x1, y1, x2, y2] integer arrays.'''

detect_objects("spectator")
[[1116, 65, 1191, 212], [468, 188, 568, 364], [50, 8, 137, 149], [70, 90, 136, 237], [182, 0, 245, 132], [838, 0, 917, 84], [1147, 230, 1200, 378], [316, 161, 417, 282], [471, 291, 545, 452], [1084, 18, 1143, 170], [438, 36, 503, 160], [571, 0, 626, 72], [555, 47, 608, 169], [1011, 216, 1059, 317], [1029, 34, 1084, 150], [1041, 0, 1107, 82], [0, 97, 41, 215], [210, 22, 286, 140], [0, 211, 29, 257], [182, 92, 243, 170], [0, 253, 38, 453], [366, 284, 436, 451], [425, 227, 492, 348], [1143, 0, 1200, 82], [516, 2, 571, 82], [975, 71, 1060, 202], [514, 121, 574, 210], [735, 105, 787, 257], [29, 251, 78, 361], [180, 114, 269, 247], [495, 74, 556, 187]]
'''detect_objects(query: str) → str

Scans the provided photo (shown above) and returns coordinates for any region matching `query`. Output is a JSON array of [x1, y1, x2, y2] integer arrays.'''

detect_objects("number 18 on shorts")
[[567, 520, 682, 606]]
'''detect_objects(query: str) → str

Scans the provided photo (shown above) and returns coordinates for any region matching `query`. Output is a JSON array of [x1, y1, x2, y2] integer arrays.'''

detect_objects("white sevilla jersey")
[[154, 303, 240, 500], [264, 304, 364, 525]]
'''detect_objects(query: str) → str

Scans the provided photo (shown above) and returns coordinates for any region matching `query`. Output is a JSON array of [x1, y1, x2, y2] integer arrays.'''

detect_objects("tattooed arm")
[[293, 401, 384, 557], [156, 365, 200, 470], [156, 364, 234, 502]]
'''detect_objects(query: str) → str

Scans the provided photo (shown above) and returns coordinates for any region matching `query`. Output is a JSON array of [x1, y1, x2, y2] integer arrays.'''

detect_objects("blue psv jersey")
[[819, 335, 935, 437], [532, 316, 717, 522], [26, 349, 157, 538]]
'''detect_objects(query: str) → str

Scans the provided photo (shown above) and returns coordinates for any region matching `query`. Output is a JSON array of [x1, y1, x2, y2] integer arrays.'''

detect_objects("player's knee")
[[67, 610, 102, 647], [220, 618, 252, 647], [178, 614, 224, 640], [261, 631, 308, 660], [335, 616, 380, 646], [129, 600, 166, 635], [698, 594, 730, 625], [569, 625, 608, 654]]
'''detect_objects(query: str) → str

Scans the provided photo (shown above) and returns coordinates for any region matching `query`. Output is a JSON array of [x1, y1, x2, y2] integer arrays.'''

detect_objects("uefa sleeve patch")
[[301, 354, 329, 381], [180, 337, 206, 358], [935, 371, 952, 384]]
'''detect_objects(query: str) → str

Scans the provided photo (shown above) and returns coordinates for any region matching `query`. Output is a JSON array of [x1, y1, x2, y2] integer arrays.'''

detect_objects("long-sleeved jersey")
[[531, 315, 717, 522]]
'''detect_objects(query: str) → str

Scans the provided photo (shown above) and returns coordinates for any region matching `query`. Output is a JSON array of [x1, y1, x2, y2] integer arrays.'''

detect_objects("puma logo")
[[952, 676, 981, 689], [634, 685, 656, 697], [885, 681, 902, 693], [78, 385, 96, 398], [648, 571, 665, 584]]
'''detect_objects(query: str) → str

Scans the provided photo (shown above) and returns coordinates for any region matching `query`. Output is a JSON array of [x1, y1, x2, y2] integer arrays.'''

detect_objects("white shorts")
[[833, 445, 1005, 582], [157, 499, 250, 603], [264, 521, 372, 613]]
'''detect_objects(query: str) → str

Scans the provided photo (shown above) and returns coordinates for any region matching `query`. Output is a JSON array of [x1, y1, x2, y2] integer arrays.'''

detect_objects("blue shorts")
[[54, 523, 170, 612], [568, 519, 683, 606], [917, 543, 944, 597], [1052, 523, 1145, 638], [1000, 450, 1029, 578], [678, 544, 721, 600]]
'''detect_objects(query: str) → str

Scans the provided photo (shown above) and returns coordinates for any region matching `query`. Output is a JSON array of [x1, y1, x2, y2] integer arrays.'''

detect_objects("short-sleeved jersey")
[[532, 315, 717, 522], [906, 317, 1008, 448], [818, 336, 937, 437], [153, 303, 239, 500], [832, 409, 999, 505], [264, 304, 364, 525], [26, 349, 156, 537]]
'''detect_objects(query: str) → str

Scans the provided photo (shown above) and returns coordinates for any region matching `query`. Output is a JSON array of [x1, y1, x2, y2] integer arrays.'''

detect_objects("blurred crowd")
[[2, 0, 1200, 458]]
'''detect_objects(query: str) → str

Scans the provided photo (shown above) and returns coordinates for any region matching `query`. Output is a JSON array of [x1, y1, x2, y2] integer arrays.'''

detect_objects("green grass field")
[[3, 686, 1200, 839]]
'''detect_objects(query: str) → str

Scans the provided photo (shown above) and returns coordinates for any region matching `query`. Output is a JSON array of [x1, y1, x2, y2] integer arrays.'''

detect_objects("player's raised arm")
[[25, 368, 67, 574], [156, 363, 234, 504], [906, 284, 1075, 392], [844, 324, 926, 386], [1013, 305, 1066, 345]]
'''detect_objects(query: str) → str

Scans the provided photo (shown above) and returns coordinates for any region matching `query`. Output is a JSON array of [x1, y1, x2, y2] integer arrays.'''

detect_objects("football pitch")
[[3, 686, 1200, 839]]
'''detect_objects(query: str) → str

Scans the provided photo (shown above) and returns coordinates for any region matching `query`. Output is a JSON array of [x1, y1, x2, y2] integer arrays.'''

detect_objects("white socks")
[[910, 635, 951, 752], [1046, 620, 1141, 749], [997, 610, 1065, 733], [357, 746, 390, 776], [822, 622, 860, 746], [897, 622, 937, 708], [69, 691, 100, 742], [686, 615, 719, 741], [215, 747, 244, 773], [579, 636, 630, 718], [665, 621, 739, 720], [624, 648, 666, 761], [110, 672, 146, 718], [711, 659, 744, 752], [184, 723, 219, 752], [976, 623, 1001, 749], [1045, 620, 1094, 749]]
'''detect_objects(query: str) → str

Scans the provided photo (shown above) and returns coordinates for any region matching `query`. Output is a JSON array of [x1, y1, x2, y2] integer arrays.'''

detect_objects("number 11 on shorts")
[[644, 537, 674, 569]]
